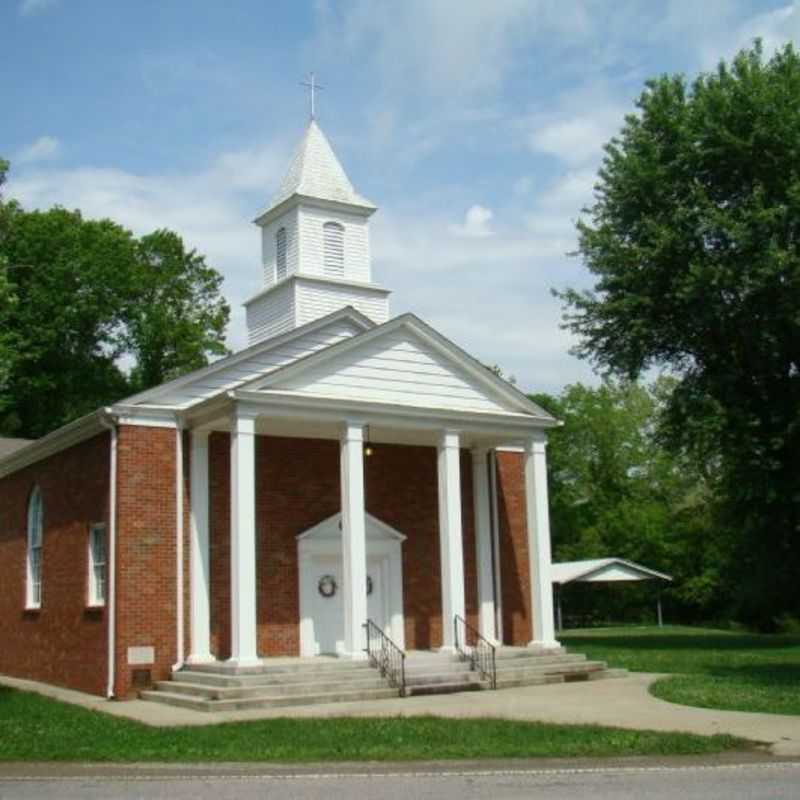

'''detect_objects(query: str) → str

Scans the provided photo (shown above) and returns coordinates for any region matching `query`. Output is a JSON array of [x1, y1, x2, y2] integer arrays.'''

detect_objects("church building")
[[0, 116, 597, 709]]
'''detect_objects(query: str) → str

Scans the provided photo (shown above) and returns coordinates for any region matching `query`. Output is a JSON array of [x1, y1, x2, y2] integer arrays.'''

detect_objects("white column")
[[229, 407, 259, 666], [525, 432, 558, 648], [472, 447, 497, 643], [187, 430, 213, 664], [438, 430, 466, 650], [340, 420, 368, 659]]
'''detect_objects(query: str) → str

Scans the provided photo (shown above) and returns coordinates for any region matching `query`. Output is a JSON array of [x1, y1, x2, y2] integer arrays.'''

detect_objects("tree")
[[557, 43, 800, 627], [125, 229, 229, 391], [532, 380, 730, 624], [0, 181, 231, 438]]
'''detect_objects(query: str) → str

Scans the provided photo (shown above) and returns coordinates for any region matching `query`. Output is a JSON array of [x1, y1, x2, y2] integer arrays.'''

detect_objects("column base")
[[528, 639, 561, 651], [225, 656, 262, 668], [184, 653, 216, 665], [341, 650, 368, 661], [436, 645, 459, 654]]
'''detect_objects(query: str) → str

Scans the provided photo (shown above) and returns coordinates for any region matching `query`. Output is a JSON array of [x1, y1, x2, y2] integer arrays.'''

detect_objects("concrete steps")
[[139, 648, 627, 712]]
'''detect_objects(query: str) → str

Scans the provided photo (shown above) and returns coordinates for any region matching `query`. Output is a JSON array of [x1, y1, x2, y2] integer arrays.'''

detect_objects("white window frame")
[[276, 227, 287, 281], [88, 523, 107, 607], [26, 486, 43, 609], [323, 221, 345, 277]]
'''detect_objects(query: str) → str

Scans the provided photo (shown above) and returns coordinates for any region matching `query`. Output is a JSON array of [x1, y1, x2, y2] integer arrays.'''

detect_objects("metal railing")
[[363, 619, 407, 697], [454, 614, 497, 689]]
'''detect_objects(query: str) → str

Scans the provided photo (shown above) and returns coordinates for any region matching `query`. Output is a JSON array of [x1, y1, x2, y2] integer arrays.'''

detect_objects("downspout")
[[173, 416, 185, 673], [100, 411, 118, 699]]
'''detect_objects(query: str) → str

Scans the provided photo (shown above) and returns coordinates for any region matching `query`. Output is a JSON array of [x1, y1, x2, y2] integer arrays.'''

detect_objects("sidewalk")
[[2, 671, 799, 756]]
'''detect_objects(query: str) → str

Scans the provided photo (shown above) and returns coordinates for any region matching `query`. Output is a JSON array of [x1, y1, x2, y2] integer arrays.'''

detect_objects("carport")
[[551, 558, 672, 632]]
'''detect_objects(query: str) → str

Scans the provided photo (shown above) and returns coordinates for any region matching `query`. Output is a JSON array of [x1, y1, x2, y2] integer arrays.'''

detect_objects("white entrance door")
[[297, 512, 406, 657], [310, 556, 388, 655]]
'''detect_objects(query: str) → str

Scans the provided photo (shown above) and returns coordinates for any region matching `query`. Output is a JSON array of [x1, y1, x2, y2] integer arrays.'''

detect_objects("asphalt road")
[[1, 760, 799, 800]]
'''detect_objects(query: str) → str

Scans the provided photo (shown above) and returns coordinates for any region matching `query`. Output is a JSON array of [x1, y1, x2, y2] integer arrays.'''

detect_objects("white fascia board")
[[231, 388, 552, 441], [120, 306, 375, 408], [253, 194, 376, 227], [0, 409, 111, 480], [578, 559, 673, 584], [111, 404, 178, 429], [243, 275, 390, 309], [553, 558, 673, 585], [244, 312, 558, 422], [296, 511, 406, 543]]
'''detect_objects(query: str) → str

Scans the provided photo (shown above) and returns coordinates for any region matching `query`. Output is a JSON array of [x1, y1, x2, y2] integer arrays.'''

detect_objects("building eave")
[[0, 409, 113, 480]]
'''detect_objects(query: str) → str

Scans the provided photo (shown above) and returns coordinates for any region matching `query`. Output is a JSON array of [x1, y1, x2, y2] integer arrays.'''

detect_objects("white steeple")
[[244, 119, 390, 345]]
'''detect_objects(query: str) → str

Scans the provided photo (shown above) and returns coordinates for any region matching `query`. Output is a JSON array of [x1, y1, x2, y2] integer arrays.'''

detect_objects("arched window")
[[27, 486, 43, 608], [275, 227, 287, 281], [323, 222, 345, 277]]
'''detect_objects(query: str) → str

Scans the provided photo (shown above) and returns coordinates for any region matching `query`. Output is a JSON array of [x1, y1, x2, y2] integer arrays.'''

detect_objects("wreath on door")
[[318, 574, 337, 598]]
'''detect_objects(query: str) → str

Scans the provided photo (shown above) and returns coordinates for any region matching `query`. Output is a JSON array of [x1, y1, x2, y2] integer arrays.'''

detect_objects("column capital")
[[525, 430, 548, 454], [439, 429, 461, 450], [471, 445, 492, 458], [340, 419, 366, 442], [191, 428, 211, 444]]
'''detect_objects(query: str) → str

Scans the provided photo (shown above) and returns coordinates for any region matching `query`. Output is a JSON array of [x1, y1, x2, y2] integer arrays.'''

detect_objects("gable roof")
[[121, 306, 375, 408], [551, 558, 672, 585], [0, 437, 33, 458], [256, 120, 375, 222], [243, 312, 557, 421]]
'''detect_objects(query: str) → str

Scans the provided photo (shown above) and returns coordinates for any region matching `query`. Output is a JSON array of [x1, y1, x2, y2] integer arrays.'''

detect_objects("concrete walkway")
[[2, 672, 799, 756]]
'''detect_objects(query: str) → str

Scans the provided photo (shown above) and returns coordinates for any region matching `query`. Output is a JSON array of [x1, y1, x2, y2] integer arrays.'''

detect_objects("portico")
[[186, 384, 559, 667]]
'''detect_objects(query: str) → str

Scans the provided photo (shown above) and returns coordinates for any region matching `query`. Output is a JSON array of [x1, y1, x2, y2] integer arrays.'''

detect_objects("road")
[[0, 760, 798, 799]]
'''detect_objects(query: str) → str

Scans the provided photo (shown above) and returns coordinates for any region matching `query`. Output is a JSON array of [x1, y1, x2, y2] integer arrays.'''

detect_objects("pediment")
[[296, 512, 406, 542], [249, 314, 554, 419]]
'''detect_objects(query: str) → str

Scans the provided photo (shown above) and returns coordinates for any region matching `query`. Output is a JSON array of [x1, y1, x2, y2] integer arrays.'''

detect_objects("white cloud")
[[16, 136, 61, 164], [526, 86, 629, 168], [448, 205, 495, 239], [19, 0, 58, 16], [698, 2, 800, 67], [313, 0, 596, 99]]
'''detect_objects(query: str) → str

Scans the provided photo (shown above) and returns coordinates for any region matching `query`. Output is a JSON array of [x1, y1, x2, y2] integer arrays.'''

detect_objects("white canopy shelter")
[[551, 558, 672, 631]]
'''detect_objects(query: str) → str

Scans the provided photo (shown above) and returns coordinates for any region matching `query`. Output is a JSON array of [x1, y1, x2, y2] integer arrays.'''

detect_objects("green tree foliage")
[[557, 43, 800, 628], [533, 380, 731, 624], [0, 169, 230, 438], [125, 230, 229, 392], [0, 159, 19, 416]]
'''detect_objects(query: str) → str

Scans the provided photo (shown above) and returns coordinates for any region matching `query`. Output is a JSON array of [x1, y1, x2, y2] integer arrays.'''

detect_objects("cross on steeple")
[[301, 72, 324, 120]]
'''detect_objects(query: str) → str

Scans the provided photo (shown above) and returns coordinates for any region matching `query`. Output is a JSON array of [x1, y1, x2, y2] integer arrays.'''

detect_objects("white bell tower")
[[244, 119, 391, 345]]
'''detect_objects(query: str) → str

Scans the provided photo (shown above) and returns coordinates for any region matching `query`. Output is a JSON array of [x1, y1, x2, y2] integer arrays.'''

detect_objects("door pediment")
[[296, 511, 406, 544]]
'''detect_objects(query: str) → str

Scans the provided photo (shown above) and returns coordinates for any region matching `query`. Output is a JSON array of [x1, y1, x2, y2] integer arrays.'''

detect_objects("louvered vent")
[[323, 222, 344, 277], [276, 227, 287, 281]]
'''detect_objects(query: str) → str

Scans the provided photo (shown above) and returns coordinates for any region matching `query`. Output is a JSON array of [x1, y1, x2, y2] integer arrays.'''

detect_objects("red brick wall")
[[207, 435, 480, 657], [496, 451, 533, 645], [114, 425, 178, 698], [0, 433, 110, 695]]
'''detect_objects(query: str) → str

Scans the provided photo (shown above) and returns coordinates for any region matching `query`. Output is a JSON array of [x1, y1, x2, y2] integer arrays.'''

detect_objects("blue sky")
[[4, 0, 799, 393]]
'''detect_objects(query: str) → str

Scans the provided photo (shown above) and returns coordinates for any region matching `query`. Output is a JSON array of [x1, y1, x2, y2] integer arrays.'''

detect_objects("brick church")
[[0, 117, 566, 704]]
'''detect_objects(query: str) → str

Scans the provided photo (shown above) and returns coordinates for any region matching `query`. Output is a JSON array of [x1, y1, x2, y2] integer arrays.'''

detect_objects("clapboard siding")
[[146, 319, 363, 407], [295, 280, 389, 327], [246, 281, 295, 346], [298, 205, 370, 282], [279, 331, 508, 413]]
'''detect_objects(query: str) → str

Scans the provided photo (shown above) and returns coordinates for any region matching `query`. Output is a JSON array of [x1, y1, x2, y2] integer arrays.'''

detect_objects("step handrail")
[[363, 619, 407, 697], [454, 614, 497, 690]]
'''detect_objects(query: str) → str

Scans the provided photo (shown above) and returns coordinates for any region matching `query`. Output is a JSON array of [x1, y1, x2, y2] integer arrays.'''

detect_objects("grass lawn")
[[561, 625, 800, 716], [0, 686, 750, 762]]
